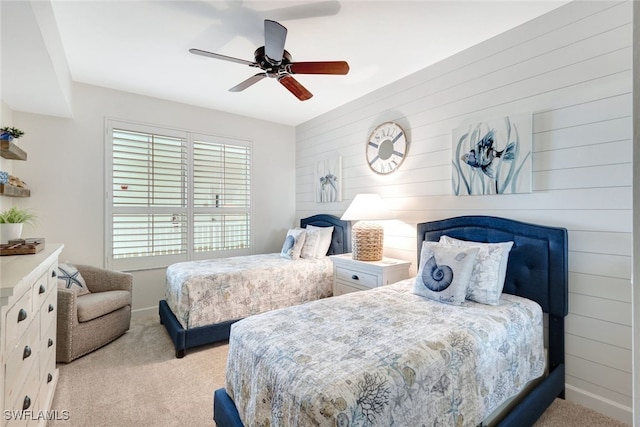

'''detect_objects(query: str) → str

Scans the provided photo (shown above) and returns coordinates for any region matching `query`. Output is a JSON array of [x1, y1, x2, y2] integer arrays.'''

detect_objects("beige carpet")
[[49, 316, 629, 427]]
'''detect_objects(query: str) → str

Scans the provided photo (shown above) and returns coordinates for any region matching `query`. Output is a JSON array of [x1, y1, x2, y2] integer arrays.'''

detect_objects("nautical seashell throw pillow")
[[412, 242, 479, 305], [439, 236, 514, 305], [280, 228, 307, 260]]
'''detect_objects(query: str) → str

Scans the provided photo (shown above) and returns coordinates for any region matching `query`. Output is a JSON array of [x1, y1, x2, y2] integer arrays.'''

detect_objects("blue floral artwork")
[[452, 113, 532, 195], [316, 156, 342, 203]]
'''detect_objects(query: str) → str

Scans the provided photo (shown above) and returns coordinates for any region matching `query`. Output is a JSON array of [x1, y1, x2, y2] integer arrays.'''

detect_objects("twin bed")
[[213, 215, 568, 426], [159, 214, 351, 358]]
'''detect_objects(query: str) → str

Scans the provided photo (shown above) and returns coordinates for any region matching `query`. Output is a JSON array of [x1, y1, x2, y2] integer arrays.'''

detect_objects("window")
[[106, 120, 251, 270]]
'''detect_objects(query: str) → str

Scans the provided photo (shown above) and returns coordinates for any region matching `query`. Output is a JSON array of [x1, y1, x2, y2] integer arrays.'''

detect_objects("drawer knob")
[[47, 373, 53, 383], [23, 345, 32, 360], [51, 269, 57, 278], [48, 304, 55, 312], [351, 274, 359, 280], [39, 284, 46, 294], [17, 308, 27, 322], [48, 338, 54, 347], [22, 396, 31, 411]]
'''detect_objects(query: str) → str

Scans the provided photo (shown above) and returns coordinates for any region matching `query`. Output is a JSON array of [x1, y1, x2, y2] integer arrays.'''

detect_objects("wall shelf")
[[1, 139, 30, 197], [0, 140, 27, 161], [0, 184, 30, 197]]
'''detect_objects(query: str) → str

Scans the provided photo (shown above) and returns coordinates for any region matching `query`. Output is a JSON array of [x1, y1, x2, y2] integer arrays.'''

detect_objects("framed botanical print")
[[316, 156, 342, 203]]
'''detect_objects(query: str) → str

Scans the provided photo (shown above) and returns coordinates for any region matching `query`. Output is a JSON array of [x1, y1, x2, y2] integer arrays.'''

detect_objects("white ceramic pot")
[[0, 223, 23, 243]]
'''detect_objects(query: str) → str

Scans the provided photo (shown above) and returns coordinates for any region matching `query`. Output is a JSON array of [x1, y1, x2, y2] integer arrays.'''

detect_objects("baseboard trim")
[[131, 306, 157, 320], [565, 384, 632, 425]]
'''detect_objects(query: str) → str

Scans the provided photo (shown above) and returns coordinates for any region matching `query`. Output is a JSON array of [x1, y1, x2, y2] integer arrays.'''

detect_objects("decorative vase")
[[0, 223, 22, 243], [0, 132, 13, 141]]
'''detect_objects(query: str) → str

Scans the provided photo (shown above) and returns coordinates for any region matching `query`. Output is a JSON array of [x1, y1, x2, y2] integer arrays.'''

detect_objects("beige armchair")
[[56, 265, 133, 363]]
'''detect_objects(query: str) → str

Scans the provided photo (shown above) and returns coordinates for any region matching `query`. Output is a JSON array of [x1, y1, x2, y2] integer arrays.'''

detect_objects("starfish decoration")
[[58, 266, 85, 290]]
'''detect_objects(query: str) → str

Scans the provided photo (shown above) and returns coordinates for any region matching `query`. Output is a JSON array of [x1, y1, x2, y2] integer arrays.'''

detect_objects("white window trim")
[[104, 118, 253, 271]]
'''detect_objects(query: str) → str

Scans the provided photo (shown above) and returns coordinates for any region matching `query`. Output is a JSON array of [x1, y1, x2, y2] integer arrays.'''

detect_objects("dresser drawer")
[[4, 316, 39, 411], [4, 290, 33, 350], [40, 321, 56, 375], [5, 362, 40, 427], [336, 266, 378, 289], [38, 349, 57, 416], [39, 288, 56, 339], [31, 272, 49, 312]]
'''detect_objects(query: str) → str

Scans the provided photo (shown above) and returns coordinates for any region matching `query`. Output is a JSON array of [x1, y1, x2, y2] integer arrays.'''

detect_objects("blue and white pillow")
[[412, 241, 479, 305], [439, 236, 513, 305], [57, 263, 91, 296], [280, 228, 306, 260]]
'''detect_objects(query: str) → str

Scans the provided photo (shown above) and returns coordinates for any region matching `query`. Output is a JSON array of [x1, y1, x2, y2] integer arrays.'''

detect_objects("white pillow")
[[439, 235, 514, 305], [412, 241, 479, 305], [300, 225, 334, 258], [280, 228, 306, 260]]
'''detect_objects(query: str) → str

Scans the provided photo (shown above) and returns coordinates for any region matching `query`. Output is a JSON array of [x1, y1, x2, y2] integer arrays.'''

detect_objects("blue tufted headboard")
[[300, 214, 352, 256], [417, 215, 567, 317]]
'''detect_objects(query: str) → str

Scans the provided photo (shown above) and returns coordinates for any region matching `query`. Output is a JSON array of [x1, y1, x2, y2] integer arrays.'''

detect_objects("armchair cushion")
[[57, 263, 91, 296], [76, 290, 132, 323]]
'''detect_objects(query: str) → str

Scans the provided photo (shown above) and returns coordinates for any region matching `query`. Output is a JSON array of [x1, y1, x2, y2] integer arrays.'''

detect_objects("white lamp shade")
[[340, 193, 394, 221]]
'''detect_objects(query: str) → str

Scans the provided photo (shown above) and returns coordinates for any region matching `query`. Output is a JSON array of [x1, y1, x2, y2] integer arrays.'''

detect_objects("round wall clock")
[[366, 121, 408, 175]]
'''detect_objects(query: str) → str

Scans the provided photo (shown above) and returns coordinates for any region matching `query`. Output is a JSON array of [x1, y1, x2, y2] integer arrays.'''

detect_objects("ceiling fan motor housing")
[[254, 46, 291, 70]]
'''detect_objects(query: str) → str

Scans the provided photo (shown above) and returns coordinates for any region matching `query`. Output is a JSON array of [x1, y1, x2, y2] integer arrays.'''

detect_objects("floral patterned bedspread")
[[165, 254, 333, 329], [226, 278, 546, 427]]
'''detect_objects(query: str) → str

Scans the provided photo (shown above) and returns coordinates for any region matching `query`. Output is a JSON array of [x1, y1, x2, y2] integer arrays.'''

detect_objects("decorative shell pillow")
[[412, 241, 479, 305], [300, 225, 334, 259], [439, 235, 514, 305], [57, 263, 91, 296], [280, 228, 307, 260]]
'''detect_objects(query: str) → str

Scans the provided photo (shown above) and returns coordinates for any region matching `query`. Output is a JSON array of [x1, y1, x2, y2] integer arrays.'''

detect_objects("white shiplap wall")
[[296, 1, 632, 423]]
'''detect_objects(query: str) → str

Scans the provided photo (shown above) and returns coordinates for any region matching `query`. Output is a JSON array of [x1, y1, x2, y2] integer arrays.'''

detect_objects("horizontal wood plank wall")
[[295, 1, 632, 423]]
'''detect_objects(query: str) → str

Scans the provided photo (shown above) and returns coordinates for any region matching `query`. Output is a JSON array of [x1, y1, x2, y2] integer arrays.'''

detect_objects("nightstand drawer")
[[336, 267, 377, 289], [334, 281, 368, 296]]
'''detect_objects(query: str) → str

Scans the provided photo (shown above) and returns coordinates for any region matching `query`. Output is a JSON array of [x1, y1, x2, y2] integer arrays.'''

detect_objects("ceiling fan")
[[189, 19, 349, 101]]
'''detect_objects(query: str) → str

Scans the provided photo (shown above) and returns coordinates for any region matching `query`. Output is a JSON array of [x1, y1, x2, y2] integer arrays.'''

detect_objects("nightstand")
[[329, 253, 411, 296]]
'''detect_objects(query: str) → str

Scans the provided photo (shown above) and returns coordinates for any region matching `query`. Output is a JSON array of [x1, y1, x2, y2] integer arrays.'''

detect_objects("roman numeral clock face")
[[366, 122, 408, 174]]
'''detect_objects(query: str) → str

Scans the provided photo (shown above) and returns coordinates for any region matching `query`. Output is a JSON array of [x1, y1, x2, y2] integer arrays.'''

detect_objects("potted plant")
[[0, 127, 25, 141], [0, 206, 37, 243]]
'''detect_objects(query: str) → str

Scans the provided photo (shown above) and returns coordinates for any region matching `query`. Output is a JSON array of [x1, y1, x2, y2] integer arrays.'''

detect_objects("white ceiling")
[[2, 1, 570, 127]]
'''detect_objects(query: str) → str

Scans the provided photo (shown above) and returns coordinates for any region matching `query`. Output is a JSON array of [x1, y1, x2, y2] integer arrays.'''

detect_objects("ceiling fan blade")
[[264, 20, 287, 63], [229, 73, 268, 92], [189, 48, 257, 67], [278, 75, 313, 101], [287, 61, 350, 75], [267, 1, 341, 21]]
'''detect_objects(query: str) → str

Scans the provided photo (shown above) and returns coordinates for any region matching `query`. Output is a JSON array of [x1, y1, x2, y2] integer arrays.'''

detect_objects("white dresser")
[[0, 244, 63, 427], [329, 253, 411, 296]]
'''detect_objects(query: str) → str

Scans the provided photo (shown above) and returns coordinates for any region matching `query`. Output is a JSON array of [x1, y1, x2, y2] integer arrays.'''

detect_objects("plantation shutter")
[[111, 129, 188, 262], [107, 122, 252, 270], [192, 138, 251, 252]]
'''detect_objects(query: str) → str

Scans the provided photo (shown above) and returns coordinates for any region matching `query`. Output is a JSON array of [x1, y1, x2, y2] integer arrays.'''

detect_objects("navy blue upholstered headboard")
[[300, 214, 352, 256], [417, 216, 568, 318]]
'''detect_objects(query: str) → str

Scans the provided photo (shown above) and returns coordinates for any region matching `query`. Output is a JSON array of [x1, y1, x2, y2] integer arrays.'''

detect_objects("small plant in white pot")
[[0, 206, 37, 243]]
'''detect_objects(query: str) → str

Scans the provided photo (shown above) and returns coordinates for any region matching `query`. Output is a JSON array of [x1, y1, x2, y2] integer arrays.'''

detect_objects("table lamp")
[[340, 193, 394, 261]]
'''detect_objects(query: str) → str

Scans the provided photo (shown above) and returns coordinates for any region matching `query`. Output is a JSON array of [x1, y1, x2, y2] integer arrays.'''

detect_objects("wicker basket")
[[352, 221, 384, 261]]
